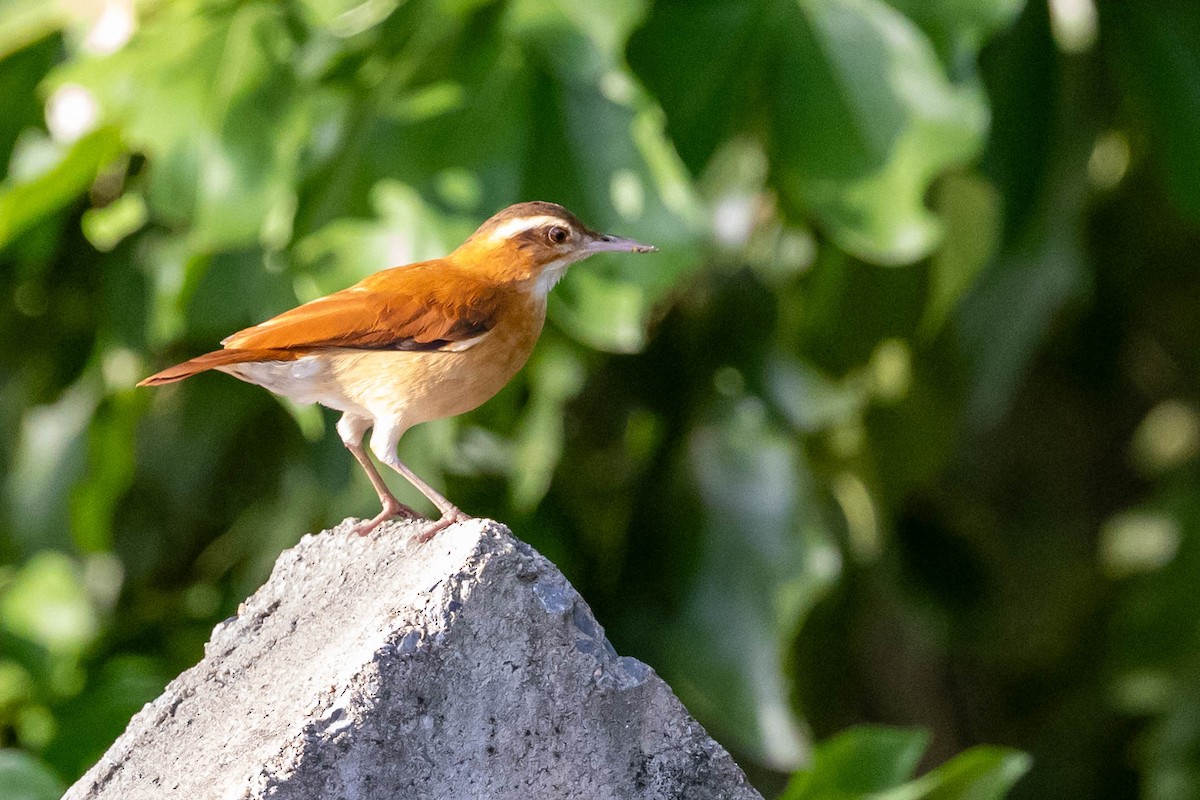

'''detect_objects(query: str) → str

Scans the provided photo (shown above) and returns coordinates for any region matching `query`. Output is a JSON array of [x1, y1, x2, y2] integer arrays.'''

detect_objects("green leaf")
[[0, 750, 65, 800], [906, 746, 1031, 800], [550, 268, 657, 354], [674, 397, 838, 769], [70, 392, 145, 553], [0, 552, 98, 657], [81, 191, 148, 252], [0, 126, 122, 251], [0, 0, 66, 60], [294, 0, 405, 37], [783, 726, 1030, 800], [919, 171, 1002, 338], [1102, 1, 1200, 220], [1107, 490, 1200, 796], [783, 726, 929, 798], [626, 1, 766, 178], [6, 380, 101, 554], [629, 0, 990, 264], [294, 180, 472, 291], [50, 3, 312, 252], [0, 38, 58, 170], [765, 353, 870, 434], [953, 189, 1089, 430], [772, 0, 987, 265], [884, 0, 1025, 63], [509, 339, 587, 510]]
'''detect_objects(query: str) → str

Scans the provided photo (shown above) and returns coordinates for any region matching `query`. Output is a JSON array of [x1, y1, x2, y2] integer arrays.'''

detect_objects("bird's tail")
[[137, 349, 297, 387]]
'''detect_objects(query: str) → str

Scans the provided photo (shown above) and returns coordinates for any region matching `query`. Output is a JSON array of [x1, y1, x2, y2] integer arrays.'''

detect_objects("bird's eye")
[[547, 226, 569, 245]]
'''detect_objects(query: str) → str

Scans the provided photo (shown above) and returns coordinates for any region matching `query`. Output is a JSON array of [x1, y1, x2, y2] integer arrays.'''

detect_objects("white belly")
[[217, 349, 491, 426], [220, 356, 365, 415]]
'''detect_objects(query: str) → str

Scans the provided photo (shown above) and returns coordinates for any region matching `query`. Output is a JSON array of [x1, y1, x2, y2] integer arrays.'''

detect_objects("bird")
[[138, 201, 656, 539]]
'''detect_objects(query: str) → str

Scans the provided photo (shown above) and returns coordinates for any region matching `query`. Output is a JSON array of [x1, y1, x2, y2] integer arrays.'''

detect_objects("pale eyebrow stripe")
[[486, 215, 561, 241]]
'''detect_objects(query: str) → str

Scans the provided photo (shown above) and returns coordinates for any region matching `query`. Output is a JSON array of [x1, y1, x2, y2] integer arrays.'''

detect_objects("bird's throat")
[[533, 258, 570, 299]]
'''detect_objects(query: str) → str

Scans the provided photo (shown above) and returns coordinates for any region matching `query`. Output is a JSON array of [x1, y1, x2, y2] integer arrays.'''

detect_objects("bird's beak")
[[586, 233, 658, 254]]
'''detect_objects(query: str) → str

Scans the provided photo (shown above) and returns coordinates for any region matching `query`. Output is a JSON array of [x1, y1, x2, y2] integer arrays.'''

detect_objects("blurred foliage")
[[782, 725, 1029, 800], [1, 0, 1200, 797]]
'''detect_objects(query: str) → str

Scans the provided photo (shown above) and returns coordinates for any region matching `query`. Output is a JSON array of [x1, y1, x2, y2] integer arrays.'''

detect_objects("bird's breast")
[[325, 296, 547, 425]]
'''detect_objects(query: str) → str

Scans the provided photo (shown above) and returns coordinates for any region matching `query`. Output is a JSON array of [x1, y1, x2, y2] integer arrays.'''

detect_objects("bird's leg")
[[337, 414, 421, 536], [370, 423, 471, 543], [345, 443, 424, 535], [386, 458, 472, 542]]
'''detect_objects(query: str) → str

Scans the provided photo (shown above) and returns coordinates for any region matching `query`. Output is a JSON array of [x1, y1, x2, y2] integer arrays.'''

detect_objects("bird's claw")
[[414, 508, 472, 543], [350, 500, 425, 536]]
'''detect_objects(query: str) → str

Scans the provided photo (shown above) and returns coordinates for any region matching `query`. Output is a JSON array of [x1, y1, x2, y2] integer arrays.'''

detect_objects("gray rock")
[[65, 518, 763, 800]]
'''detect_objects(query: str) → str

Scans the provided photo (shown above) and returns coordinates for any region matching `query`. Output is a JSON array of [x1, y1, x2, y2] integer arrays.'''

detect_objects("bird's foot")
[[414, 507, 472, 544], [351, 499, 423, 537]]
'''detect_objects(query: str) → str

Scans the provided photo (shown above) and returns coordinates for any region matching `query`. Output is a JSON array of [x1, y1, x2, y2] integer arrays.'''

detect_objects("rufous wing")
[[221, 260, 504, 352], [139, 260, 508, 388]]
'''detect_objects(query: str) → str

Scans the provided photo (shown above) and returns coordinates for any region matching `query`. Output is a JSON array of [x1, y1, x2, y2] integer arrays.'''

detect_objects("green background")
[[1, 0, 1198, 797]]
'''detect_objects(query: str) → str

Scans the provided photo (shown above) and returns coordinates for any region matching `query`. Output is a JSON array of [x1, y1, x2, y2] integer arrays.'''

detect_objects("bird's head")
[[453, 201, 656, 296]]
